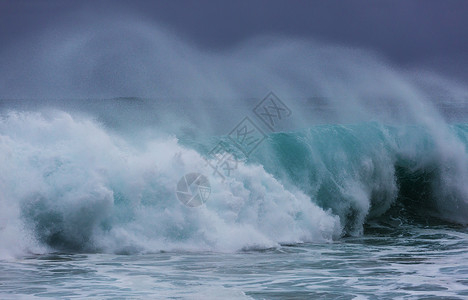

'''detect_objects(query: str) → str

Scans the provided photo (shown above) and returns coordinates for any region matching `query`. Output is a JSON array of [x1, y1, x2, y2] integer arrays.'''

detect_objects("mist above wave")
[[2, 13, 468, 131]]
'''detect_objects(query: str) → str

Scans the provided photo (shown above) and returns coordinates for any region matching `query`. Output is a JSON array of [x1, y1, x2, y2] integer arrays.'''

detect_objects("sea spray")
[[1, 15, 468, 257]]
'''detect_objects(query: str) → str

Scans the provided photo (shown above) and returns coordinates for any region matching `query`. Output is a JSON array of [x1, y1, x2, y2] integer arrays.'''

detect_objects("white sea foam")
[[0, 111, 341, 258]]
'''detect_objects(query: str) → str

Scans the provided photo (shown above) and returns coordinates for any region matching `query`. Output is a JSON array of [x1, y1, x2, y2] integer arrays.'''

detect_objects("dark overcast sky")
[[1, 0, 468, 79]]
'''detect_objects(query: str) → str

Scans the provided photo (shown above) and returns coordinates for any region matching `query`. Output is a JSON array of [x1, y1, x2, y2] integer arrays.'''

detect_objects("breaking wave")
[[1, 15, 468, 258], [1, 111, 468, 258]]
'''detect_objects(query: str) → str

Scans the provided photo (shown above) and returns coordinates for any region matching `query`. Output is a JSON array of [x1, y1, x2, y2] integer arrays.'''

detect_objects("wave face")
[[255, 123, 468, 234], [1, 110, 468, 258]]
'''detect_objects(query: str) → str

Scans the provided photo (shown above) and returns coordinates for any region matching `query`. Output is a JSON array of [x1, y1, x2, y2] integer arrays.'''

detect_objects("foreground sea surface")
[[1, 224, 468, 299]]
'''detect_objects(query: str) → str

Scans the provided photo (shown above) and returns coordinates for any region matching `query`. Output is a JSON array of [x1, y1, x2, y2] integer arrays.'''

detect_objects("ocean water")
[[1, 106, 468, 299], [1, 226, 468, 299], [1, 18, 468, 299]]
